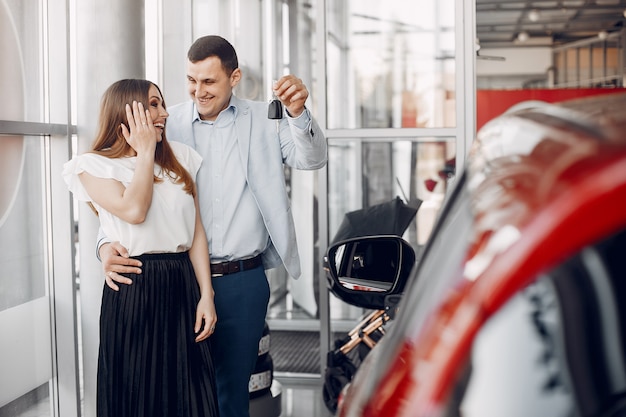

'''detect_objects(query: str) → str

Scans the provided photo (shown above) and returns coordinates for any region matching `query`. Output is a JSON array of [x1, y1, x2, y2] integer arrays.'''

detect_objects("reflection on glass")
[[0, 136, 46, 311], [0, 3, 52, 415], [326, 0, 456, 129], [332, 239, 401, 292], [0, 0, 42, 123]]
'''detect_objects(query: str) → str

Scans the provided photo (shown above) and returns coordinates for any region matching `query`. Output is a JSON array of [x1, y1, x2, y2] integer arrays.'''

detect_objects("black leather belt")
[[210, 254, 262, 277]]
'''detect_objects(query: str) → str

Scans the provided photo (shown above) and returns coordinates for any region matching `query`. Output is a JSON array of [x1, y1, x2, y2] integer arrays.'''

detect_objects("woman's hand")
[[195, 295, 217, 342], [120, 101, 157, 156]]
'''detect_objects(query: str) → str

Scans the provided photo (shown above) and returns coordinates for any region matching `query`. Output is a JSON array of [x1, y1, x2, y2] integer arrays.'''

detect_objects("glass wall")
[[0, 0, 77, 415], [326, 0, 456, 129], [328, 139, 455, 246], [0, 0, 44, 123], [0, 0, 52, 414], [155, 0, 473, 332], [0, 134, 52, 415], [322, 0, 467, 336], [327, 138, 455, 322]]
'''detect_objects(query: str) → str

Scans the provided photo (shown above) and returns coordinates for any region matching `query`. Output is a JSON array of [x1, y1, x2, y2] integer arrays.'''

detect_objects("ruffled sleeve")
[[62, 153, 135, 202], [170, 141, 203, 178]]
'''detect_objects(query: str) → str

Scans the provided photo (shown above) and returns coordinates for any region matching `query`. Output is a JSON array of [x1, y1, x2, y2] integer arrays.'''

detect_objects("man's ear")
[[230, 68, 242, 87]]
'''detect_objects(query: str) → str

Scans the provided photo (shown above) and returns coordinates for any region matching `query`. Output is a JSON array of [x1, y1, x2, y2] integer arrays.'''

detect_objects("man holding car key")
[[98, 35, 327, 417]]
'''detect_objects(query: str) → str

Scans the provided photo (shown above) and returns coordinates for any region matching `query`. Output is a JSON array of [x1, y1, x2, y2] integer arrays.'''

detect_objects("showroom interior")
[[1, 0, 625, 416]]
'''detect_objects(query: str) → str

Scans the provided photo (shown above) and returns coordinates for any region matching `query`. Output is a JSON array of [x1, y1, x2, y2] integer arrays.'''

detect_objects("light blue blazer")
[[165, 95, 327, 279]]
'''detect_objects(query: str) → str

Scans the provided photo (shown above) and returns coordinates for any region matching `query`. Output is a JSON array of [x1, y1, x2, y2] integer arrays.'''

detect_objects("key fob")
[[268, 99, 283, 119]]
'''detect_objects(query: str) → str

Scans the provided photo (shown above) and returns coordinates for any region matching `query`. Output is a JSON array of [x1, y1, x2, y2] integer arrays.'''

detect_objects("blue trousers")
[[210, 265, 270, 417]]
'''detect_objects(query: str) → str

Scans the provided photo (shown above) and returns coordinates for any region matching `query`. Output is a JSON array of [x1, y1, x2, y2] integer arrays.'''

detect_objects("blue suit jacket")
[[165, 95, 327, 278]]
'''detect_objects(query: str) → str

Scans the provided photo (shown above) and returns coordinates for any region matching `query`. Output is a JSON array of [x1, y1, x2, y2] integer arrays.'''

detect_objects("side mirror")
[[325, 235, 416, 310]]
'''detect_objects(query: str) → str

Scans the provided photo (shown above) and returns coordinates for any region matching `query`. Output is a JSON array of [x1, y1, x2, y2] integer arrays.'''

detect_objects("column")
[[75, 2, 144, 416]]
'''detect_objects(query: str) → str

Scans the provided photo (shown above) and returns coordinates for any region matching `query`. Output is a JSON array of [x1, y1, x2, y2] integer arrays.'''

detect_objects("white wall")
[[477, 47, 553, 89]]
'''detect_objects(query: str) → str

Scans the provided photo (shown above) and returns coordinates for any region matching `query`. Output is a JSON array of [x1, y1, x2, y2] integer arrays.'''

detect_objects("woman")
[[63, 79, 219, 417]]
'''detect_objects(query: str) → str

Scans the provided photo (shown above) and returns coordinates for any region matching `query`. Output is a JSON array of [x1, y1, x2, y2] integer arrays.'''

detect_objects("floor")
[[274, 377, 334, 417], [6, 351, 336, 417], [267, 290, 337, 417], [2, 382, 333, 417], [3, 289, 342, 417]]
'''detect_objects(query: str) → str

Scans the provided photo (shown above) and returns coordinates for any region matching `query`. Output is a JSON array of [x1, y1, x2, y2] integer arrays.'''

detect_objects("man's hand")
[[273, 75, 308, 118], [100, 241, 142, 291]]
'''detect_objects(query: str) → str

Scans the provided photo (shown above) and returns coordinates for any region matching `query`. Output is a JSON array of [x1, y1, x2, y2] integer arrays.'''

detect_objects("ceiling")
[[476, 0, 626, 50]]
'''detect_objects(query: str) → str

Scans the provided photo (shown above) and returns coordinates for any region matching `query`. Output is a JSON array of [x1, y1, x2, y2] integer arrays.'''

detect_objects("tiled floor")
[[267, 291, 336, 417], [264, 290, 339, 417]]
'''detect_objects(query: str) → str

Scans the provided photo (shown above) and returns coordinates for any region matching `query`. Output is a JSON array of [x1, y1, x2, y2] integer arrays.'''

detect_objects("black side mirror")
[[324, 235, 416, 310]]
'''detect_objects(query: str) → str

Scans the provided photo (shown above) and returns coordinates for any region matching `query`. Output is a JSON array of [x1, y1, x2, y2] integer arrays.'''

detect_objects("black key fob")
[[268, 99, 283, 119]]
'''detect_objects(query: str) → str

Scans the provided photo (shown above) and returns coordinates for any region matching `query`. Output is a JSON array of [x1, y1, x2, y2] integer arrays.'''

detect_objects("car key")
[[268, 98, 283, 119], [268, 80, 284, 119]]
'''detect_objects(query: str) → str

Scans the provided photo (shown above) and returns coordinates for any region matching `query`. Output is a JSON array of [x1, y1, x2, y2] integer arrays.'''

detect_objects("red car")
[[326, 92, 626, 417]]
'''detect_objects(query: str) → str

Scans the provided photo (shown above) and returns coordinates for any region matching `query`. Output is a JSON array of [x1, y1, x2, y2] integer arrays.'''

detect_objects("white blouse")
[[63, 141, 202, 256]]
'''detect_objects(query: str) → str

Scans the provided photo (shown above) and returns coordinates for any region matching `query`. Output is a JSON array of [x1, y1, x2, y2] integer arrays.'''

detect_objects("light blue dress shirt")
[[192, 99, 311, 263]]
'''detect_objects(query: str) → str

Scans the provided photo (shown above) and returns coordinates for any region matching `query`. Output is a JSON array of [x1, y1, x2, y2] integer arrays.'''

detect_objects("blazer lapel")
[[232, 96, 251, 175]]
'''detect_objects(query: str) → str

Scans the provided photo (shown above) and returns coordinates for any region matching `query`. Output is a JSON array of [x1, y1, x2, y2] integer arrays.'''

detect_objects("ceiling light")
[[598, 30, 609, 40], [623, 8, 626, 18], [517, 31, 530, 42], [528, 9, 540, 22]]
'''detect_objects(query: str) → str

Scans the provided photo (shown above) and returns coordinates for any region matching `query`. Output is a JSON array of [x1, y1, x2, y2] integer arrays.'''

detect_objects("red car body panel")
[[338, 93, 626, 417]]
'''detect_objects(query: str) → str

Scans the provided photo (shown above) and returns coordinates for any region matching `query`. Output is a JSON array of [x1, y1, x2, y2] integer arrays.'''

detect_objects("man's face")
[[186, 56, 241, 121]]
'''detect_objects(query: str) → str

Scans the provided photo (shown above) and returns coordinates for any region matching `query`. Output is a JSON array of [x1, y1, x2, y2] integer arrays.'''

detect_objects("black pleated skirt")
[[97, 252, 219, 417]]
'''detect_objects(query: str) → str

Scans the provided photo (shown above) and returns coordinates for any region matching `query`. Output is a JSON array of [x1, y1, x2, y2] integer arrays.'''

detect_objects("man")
[[99, 35, 327, 417]]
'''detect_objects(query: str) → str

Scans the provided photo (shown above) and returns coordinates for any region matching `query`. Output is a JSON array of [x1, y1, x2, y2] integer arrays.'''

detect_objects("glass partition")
[[0, 0, 80, 414], [0, 0, 43, 123], [0, 0, 53, 414], [327, 138, 455, 321], [0, 134, 52, 415], [326, 0, 456, 129]]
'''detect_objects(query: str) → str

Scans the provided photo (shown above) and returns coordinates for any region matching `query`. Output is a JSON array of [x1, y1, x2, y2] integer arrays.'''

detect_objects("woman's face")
[[147, 84, 168, 141]]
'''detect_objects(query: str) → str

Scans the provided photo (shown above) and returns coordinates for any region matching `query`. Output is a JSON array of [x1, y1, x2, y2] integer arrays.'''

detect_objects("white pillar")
[[75, 2, 144, 415]]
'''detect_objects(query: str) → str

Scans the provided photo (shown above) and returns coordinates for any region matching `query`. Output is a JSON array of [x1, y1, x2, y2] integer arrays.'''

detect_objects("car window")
[[355, 172, 475, 388], [400, 174, 473, 335], [452, 227, 626, 417]]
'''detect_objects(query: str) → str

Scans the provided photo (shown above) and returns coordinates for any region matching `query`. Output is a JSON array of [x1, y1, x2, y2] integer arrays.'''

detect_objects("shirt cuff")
[[286, 107, 311, 130]]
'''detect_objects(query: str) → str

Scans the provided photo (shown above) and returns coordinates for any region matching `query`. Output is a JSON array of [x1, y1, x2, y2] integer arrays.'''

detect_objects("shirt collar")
[[192, 96, 239, 124]]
